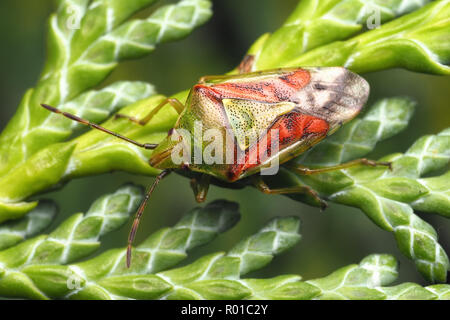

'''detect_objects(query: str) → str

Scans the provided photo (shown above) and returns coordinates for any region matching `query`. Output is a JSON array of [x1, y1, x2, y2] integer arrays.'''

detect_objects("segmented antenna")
[[40, 104, 158, 150], [127, 169, 171, 268]]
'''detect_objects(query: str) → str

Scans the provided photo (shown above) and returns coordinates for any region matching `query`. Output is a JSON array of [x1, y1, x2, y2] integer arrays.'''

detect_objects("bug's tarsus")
[[40, 104, 158, 150], [381, 161, 393, 171], [126, 169, 171, 268], [360, 158, 392, 170], [319, 201, 328, 212]]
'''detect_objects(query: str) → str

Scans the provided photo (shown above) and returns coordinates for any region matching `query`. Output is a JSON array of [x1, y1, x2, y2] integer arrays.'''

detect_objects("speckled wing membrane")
[[291, 67, 370, 134]]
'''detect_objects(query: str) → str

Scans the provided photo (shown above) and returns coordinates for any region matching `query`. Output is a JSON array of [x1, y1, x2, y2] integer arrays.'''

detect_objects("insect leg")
[[198, 70, 267, 83], [252, 176, 328, 210], [237, 54, 255, 74], [40, 104, 157, 150], [288, 158, 392, 175], [115, 98, 184, 126], [127, 169, 171, 268], [198, 74, 236, 84], [198, 55, 256, 84], [190, 174, 211, 203]]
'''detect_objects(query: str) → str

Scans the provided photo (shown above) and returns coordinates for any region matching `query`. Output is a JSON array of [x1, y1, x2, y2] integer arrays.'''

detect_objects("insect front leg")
[[190, 174, 211, 203], [288, 158, 392, 175], [115, 97, 184, 126], [252, 176, 328, 210]]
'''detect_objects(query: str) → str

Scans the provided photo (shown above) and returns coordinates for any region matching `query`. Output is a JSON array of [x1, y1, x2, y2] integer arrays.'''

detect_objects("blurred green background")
[[0, 0, 448, 285]]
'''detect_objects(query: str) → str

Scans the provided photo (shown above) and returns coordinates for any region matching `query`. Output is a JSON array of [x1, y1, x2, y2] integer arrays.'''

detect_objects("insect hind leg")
[[237, 54, 255, 74], [40, 104, 158, 150], [288, 158, 392, 175]]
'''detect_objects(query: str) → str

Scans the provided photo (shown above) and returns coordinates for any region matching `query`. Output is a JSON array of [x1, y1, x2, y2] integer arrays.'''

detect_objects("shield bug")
[[41, 57, 391, 267]]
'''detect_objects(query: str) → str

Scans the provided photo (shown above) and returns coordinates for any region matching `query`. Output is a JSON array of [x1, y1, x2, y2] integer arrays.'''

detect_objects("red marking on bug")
[[208, 70, 311, 103], [279, 70, 312, 90], [193, 84, 222, 102], [227, 112, 329, 181]]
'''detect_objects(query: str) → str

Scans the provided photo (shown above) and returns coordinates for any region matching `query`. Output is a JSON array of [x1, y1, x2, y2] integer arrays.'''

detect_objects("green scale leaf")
[[4, 201, 448, 300], [0, 184, 143, 299], [0, 0, 213, 221], [0, 201, 56, 250]]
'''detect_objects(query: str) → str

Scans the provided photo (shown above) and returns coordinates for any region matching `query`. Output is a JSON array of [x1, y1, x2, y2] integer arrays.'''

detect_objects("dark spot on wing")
[[280, 75, 293, 85], [322, 100, 336, 111], [314, 83, 327, 91], [307, 92, 316, 106]]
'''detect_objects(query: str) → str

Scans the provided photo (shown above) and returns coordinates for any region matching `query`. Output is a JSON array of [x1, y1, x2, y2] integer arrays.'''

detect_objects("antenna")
[[40, 104, 158, 150], [127, 169, 171, 268]]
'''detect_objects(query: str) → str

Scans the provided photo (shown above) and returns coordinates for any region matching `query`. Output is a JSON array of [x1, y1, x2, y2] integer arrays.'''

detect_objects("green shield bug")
[[41, 55, 391, 267]]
